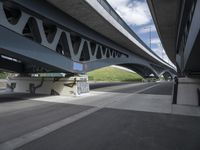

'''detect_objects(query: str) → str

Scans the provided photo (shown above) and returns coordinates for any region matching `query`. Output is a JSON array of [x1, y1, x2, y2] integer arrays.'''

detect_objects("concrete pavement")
[[17, 108, 200, 150], [139, 82, 173, 95], [0, 100, 92, 143], [0, 82, 200, 150]]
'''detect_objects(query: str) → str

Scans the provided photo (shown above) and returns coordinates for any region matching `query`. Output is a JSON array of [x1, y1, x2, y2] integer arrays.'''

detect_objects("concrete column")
[[176, 77, 200, 106], [7, 75, 90, 96]]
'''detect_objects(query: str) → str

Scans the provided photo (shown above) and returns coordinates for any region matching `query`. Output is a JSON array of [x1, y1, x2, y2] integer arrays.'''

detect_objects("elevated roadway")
[[0, 0, 176, 78], [148, 0, 200, 107], [148, 0, 200, 74]]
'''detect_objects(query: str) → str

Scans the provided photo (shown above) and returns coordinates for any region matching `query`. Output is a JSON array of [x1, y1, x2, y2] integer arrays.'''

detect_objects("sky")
[[106, 0, 174, 66]]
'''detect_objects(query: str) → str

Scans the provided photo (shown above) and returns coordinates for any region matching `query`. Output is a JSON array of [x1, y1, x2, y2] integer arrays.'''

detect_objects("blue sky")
[[107, 0, 173, 65]]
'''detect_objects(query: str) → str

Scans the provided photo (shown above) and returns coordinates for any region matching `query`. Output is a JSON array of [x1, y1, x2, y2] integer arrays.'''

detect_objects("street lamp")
[[144, 26, 152, 49], [159, 43, 165, 59]]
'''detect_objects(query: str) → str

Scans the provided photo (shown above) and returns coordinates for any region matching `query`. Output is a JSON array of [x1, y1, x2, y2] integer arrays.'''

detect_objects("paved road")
[[89, 82, 138, 90], [0, 82, 156, 143], [139, 82, 173, 95], [0, 82, 200, 150], [18, 108, 200, 150], [90, 82, 156, 93]]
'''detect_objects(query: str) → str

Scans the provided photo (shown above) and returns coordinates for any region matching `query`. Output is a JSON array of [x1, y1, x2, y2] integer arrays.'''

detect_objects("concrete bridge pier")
[[173, 77, 200, 106], [7, 75, 90, 96]]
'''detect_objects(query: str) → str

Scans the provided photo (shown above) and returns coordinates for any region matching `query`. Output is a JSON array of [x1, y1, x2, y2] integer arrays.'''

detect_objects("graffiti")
[[77, 79, 89, 94]]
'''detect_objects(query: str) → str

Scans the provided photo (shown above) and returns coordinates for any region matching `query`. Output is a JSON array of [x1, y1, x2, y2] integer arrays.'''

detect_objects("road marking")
[[0, 107, 101, 150], [135, 83, 159, 94], [102, 83, 160, 105], [0, 83, 159, 150], [91, 82, 146, 92]]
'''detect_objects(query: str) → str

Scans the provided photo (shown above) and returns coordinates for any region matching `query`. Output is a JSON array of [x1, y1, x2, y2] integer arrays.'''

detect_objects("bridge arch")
[[85, 57, 160, 79], [0, 0, 175, 79], [158, 70, 175, 81]]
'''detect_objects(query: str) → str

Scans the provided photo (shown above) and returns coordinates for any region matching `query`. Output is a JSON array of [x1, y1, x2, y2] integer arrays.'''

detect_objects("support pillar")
[[7, 75, 90, 96], [174, 77, 200, 106]]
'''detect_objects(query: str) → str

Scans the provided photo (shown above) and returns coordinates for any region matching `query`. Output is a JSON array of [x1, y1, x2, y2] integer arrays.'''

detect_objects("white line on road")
[[0, 107, 101, 150], [0, 83, 159, 150]]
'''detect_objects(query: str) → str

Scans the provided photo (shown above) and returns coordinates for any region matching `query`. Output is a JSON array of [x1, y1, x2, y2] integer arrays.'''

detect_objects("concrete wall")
[[0, 79, 7, 90], [8, 76, 89, 96], [177, 77, 200, 105]]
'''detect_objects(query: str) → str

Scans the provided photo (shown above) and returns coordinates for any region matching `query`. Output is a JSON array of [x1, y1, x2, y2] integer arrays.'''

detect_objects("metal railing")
[[97, 0, 171, 66]]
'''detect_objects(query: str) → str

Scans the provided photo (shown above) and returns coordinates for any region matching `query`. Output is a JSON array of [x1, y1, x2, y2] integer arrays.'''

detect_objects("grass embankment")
[[0, 72, 8, 89], [0, 72, 8, 79], [87, 66, 142, 82]]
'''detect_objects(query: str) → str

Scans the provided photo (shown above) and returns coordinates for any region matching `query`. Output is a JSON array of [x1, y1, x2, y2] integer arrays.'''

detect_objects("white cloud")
[[107, 0, 151, 26], [137, 25, 157, 34], [152, 47, 175, 67], [151, 38, 160, 45], [152, 47, 162, 58], [107, 0, 175, 67]]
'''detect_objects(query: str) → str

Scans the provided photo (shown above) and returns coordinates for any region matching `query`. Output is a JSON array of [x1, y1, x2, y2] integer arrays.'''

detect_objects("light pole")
[[159, 43, 164, 59], [144, 26, 152, 49]]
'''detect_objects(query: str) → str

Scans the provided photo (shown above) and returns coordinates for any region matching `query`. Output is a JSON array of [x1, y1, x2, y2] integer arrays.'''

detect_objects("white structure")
[[8, 75, 89, 96]]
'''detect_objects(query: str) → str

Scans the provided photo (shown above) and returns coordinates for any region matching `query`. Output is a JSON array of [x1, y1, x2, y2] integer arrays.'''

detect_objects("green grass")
[[87, 66, 143, 82], [0, 71, 8, 79]]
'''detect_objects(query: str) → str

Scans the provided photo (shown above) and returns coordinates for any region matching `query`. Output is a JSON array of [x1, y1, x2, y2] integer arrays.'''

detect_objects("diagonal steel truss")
[[0, 1, 128, 63], [0, 1, 174, 78]]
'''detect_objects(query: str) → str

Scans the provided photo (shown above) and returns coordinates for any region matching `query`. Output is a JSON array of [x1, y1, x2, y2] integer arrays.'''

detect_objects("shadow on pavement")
[[17, 108, 200, 150], [0, 93, 48, 103]]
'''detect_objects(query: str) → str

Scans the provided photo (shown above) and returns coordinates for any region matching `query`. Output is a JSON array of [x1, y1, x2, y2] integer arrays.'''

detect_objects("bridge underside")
[[0, 0, 174, 79]]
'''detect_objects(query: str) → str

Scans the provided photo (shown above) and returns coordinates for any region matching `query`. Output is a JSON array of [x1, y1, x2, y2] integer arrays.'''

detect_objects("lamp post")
[[144, 26, 152, 49], [159, 43, 164, 59]]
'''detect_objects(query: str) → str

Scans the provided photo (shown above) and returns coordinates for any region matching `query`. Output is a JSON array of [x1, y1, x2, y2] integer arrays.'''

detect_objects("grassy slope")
[[0, 72, 8, 79], [87, 66, 142, 82]]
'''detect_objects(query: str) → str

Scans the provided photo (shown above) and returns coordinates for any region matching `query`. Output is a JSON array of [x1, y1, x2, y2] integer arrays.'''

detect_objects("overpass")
[[148, 0, 200, 106], [0, 0, 176, 95]]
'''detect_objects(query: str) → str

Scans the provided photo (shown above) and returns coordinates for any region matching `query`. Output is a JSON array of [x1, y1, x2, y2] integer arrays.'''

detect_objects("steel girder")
[[0, 55, 23, 72], [0, 0, 174, 78]]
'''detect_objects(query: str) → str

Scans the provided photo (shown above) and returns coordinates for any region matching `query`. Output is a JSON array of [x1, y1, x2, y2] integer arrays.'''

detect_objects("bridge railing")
[[97, 0, 169, 64]]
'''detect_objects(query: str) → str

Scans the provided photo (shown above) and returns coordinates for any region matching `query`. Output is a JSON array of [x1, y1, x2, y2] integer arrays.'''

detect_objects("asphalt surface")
[[0, 82, 155, 144], [139, 82, 173, 95], [0, 98, 92, 143], [0, 81, 200, 150], [17, 108, 200, 150], [91, 82, 157, 93], [89, 82, 138, 90]]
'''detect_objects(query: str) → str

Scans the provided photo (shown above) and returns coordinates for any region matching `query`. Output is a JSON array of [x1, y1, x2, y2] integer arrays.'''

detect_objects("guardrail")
[[97, 0, 172, 66]]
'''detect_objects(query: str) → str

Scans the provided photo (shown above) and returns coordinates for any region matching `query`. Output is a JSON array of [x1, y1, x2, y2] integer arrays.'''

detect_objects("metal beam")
[[0, 55, 23, 72], [0, 0, 176, 77], [0, 26, 76, 73]]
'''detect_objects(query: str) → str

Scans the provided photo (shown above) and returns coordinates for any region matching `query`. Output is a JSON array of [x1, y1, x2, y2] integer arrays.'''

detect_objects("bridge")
[[148, 0, 200, 106], [1, 1, 200, 150], [0, 0, 176, 95]]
